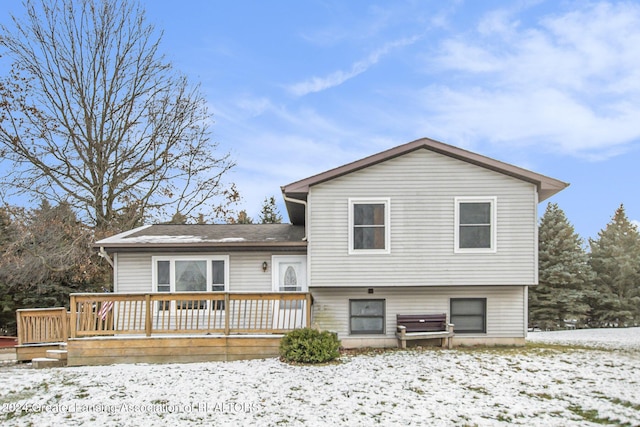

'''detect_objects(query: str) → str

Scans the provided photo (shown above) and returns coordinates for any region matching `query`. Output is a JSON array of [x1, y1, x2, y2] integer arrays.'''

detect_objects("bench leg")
[[442, 336, 453, 349], [397, 327, 407, 349]]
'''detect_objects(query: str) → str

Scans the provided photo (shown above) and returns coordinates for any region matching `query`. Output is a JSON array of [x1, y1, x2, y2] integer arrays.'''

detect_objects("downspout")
[[98, 247, 114, 268], [282, 193, 312, 323], [282, 194, 308, 241]]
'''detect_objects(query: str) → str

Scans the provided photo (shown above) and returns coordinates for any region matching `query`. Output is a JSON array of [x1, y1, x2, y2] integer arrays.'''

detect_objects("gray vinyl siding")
[[311, 286, 526, 339], [230, 252, 282, 292], [114, 252, 305, 293], [308, 149, 538, 287], [115, 253, 153, 293]]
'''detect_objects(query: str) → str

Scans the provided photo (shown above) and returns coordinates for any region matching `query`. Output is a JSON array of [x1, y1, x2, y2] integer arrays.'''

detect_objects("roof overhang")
[[96, 242, 308, 253], [282, 137, 569, 224]]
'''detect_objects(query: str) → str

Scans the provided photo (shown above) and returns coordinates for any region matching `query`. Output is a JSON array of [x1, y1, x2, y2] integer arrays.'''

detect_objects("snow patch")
[[1, 328, 638, 426], [122, 236, 247, 244], [528, 327, 640, 350]]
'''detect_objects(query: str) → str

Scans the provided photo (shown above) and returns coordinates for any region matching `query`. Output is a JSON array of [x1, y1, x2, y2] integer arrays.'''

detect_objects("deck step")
[[32, 357, 66, 369], [46, 349, 68, 360], [0, 348, 17, 364]]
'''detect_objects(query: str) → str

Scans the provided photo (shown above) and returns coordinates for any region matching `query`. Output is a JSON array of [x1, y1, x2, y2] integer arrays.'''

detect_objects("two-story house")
[[96, 137, 568, 348]]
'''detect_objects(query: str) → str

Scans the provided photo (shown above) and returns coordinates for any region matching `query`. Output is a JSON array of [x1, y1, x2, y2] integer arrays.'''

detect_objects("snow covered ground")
[[1, 328, 639, 426], [527, 327, 640, 351]]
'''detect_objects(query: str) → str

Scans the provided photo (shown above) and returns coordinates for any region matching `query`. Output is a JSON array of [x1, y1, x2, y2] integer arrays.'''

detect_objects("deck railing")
[[68, 292, 312, 338], [16, 307, 69, 345], [17, 292, 312, 345]]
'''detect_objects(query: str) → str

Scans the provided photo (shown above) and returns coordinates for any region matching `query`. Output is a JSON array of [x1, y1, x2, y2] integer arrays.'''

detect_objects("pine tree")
[[235, 210, 254, 224], [588, 204, 640, 327], [0, 201, 108, 334], [167, 212, 188, 224], [0, 208, 18, 334], [259, 196, 283, 224], [529, 203, 593, 330]]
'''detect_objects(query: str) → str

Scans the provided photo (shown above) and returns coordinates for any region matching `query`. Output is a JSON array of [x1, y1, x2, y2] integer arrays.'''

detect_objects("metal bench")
[[395, 314, 454, 349]]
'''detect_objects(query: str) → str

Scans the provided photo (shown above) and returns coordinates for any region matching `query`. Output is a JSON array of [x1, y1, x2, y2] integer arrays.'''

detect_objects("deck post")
[[145, 294, 152, 337], [224, 293, 230, 335], [16, 310, 24, 346], [305, 293, 312, 328], [69, 295, 77, 339], [60, 307, 69, 342]]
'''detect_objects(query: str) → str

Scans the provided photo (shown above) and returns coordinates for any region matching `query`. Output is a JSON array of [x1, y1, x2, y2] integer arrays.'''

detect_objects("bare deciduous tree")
[[0, 0, 237, 233]]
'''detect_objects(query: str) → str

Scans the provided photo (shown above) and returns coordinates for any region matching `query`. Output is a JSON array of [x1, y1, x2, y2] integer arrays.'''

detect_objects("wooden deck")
[[67, 335, 283, 366], [15, 307, 70, 361], [16, 292, 311, 365]]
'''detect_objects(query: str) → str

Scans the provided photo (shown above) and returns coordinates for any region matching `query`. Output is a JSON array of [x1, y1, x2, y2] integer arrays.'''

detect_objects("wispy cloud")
[[423, 2, 640, 159], [287, 35, 421, 97]]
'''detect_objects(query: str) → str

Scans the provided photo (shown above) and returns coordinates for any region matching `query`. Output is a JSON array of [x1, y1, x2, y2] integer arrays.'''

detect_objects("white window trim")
[[271, 255, 308, 292], [348, 198, 391, 255], [454, 197, 497, 253], [151, 255, 230, 292]]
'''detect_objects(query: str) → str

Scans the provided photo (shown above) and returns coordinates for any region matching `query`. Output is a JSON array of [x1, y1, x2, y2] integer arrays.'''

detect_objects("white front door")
[[272, 255, 307, 328]]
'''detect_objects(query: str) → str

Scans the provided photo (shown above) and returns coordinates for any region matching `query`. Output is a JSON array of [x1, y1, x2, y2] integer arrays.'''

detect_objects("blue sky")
[[2, 0, 639, 241]]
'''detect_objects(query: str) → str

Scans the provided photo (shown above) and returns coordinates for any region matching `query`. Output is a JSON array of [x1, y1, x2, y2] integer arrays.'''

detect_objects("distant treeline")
[[1, 201, 638, 336]]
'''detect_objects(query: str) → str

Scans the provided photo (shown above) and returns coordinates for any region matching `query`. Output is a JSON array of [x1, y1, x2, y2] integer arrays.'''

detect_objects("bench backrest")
[[397, 314, 447, 332]]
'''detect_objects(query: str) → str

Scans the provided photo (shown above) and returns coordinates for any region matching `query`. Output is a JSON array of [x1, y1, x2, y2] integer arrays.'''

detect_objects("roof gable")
[[282, 137, 568, 224]]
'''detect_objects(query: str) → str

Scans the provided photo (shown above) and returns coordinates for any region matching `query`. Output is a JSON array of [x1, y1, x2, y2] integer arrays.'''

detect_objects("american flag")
[[98, 301, 114, 321]]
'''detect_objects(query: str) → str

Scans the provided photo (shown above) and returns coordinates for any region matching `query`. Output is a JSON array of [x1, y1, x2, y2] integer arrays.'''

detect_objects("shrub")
[[279, 327, 341, 364]]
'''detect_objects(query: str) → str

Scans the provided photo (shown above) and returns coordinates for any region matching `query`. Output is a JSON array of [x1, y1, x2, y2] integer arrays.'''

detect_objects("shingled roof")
[[95, 224, 306, 252]]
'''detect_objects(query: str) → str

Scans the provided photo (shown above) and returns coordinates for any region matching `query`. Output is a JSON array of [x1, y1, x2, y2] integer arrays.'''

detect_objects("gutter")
[[94, 241, 308, 253]]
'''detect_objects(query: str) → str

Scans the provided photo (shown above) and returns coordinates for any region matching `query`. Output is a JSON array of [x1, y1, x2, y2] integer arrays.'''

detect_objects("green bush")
[[279, 328, 341, 364]]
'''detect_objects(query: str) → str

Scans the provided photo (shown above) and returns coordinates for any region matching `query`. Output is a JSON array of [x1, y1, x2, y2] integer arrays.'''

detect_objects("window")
[[349, 299, 385, 334], [175, 260, 207, 292], [152, 256, 229, 310], [157, 261, 170, 293], [450, 298, 486, 333], [455, 197, 496, 252], [211, 260, 225, 293], [211, 260, 226, 310], [349, 198, 390, 254], [273, 256, 307, 311]]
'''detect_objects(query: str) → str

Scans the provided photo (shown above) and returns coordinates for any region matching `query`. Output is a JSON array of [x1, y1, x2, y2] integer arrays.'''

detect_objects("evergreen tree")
[[167, 212, 188, 224], [529, 203, 593, 330], [227, 210, 253, 224], [588, 204, 640, 327], [0, 201, 107, 335], [0, 207, 18, 334], [259, 196, 283, 224]]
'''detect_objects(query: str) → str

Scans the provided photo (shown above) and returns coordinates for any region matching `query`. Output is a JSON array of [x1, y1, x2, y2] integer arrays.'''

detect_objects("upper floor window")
[[455, 197, 497, 253], [349, 198, 390, 254]]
